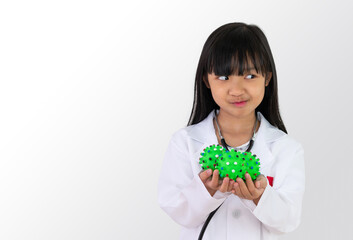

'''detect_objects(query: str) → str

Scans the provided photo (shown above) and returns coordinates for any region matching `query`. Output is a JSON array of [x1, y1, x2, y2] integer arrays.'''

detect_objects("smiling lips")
[[233, 100, 247, 107]]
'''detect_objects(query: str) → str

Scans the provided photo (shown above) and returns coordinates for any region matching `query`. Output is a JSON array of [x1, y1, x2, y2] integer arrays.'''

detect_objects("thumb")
[[199, 169, 213, 182], [255, 174, 267, 189]]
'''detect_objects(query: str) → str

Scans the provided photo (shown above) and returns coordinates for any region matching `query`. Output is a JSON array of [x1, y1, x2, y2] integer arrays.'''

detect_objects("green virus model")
[[199, 144, 261, 181]]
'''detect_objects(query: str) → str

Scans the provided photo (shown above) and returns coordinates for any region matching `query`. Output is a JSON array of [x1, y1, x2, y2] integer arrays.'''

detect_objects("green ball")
[[199, 144, 261, 181], [198, 144, 224, 171], [218, 149, 247, 180], [244, 153, 261, 180]]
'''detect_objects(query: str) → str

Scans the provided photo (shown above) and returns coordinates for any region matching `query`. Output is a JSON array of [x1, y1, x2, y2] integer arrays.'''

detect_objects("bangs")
[[205, 28, 271, 77]]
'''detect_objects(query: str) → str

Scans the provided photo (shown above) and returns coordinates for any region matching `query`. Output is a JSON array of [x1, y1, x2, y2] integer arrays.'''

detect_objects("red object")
[[267, 176, 274, 187]]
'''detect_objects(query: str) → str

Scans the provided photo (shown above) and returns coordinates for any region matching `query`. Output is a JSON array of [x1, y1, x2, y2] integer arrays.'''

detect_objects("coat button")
[[232, 209, 241, 219]]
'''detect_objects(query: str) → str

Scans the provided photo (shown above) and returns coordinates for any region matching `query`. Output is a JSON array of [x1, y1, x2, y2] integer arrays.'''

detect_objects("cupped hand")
[[199, 169, 234, 197], [232, 173, 268, 205]]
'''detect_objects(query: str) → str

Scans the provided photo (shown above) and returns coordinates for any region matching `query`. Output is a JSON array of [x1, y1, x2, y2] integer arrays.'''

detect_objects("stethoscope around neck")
[[198, 109, 258, 240], [213, 108, 258, 152]]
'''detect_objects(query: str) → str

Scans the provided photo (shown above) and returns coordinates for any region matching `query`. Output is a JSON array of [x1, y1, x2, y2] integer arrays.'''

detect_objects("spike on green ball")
[[199, 144, 261, 181], [199, 144, 224, 171]]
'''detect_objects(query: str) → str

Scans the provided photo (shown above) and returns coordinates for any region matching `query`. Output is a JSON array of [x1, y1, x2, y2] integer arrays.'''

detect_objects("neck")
[[216, 109, 257, 136]]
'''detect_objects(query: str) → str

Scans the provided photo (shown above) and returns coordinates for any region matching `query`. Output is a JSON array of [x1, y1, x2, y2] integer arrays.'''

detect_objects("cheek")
[[258, 87, 266, 98], [251, 85, 266, 101], [210, 89, 223, 103], [209, 85, 224, 99]]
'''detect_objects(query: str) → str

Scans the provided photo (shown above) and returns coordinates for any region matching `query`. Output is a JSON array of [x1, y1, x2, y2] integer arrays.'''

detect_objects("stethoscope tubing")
[[198, 109, 258, 240], [215, 108, 257, 152]]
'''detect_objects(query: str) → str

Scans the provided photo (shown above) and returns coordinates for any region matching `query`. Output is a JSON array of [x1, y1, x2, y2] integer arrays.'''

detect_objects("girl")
[[158, 22, 305, 240]]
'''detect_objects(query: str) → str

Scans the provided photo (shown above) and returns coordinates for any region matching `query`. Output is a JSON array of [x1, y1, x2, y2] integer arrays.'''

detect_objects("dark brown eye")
[[245, 74, 256, 79], [218, 76, 229, 80]]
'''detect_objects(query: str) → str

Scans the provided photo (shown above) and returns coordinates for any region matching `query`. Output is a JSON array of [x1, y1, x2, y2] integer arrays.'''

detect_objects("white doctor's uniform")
[[158, 110, 305, 240]]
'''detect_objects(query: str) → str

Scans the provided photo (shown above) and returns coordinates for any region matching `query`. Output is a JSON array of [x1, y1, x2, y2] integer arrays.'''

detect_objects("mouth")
[[232, 100, 248, 107]]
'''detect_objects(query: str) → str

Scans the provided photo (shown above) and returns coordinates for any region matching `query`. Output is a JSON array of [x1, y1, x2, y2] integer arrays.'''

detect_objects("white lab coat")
[[158, 110, 305, 240]]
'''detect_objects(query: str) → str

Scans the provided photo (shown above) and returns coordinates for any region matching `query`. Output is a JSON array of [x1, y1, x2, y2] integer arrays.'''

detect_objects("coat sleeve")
[[240, 143, 305, 233], [157, 132, 226, 228]]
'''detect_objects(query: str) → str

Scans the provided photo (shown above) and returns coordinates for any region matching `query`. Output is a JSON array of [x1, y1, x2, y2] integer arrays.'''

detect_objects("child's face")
[[204, 64, 271, 118]]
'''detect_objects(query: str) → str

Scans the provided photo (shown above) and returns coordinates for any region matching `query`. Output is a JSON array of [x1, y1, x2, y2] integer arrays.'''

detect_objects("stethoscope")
[[198, 108, 258, 240], [214, 108, 258, 152]]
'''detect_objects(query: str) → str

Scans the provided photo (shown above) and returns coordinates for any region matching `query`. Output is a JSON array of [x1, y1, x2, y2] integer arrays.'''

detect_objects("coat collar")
[[187, 110, 287, 170], [187, 109, 286, 144]]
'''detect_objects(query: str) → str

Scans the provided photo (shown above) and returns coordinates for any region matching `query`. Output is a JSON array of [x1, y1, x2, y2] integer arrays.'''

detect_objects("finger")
[[199, 169, 213, 183], [255, 174, 268, 189], [255, 179, 263, 189], [245, 173, 257, 197], [255, 174, 266, 182], [232, 181, 243, 198], [219, 177, 229, 193], [210, 169, 220, 189], [227, 179, 234, 192], [236, 177, 252, 199]]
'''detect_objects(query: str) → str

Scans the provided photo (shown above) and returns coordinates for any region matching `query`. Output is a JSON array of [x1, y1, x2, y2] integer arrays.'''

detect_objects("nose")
[[228, 77, 245, 96]]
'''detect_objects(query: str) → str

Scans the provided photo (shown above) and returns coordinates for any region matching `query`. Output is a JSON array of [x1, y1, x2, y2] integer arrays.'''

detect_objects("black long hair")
[[187, 22, 287, 134]]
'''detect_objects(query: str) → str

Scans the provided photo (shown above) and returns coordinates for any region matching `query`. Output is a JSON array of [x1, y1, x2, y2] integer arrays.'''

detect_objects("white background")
[[0, 0, 352, 239]]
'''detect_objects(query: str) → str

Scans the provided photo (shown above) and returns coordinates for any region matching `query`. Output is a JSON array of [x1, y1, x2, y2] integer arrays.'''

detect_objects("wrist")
[[253, 195, 262, 205], [207, 187, 216, 197]]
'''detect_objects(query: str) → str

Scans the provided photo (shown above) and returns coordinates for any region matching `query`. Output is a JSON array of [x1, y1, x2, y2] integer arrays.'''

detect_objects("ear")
[[203, 76, 210, 89], [265, 72, 272, 87]]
